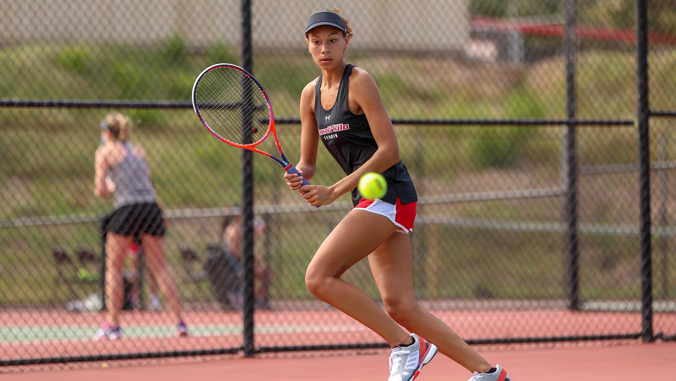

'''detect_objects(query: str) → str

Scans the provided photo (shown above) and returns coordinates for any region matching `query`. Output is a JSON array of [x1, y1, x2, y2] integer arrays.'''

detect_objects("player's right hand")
[[284, 169, 305, 192]]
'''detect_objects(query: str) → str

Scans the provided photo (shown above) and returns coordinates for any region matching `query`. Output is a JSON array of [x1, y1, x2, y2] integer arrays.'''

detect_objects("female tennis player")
[[94, 112, 188, 339], [285, 9, 511, 381]]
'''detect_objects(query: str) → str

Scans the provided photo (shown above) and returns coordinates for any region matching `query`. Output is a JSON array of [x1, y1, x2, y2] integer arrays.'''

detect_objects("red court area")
[[3, 306, 675, 361], [2, 305, 675, 380], [2, 341, 675, 381]]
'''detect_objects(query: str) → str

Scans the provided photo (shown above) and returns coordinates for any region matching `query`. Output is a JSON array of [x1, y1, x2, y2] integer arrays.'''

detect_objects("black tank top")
[[314, 64, 417, 206]]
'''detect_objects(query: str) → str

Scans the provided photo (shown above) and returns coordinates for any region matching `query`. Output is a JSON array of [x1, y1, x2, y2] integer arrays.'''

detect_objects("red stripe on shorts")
[[355, 198, 417, 232], [395, 199, 417, 232]]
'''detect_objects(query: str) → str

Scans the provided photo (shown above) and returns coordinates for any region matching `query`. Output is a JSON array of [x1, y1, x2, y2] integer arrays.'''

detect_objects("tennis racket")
[[191, 63, 313, 203]]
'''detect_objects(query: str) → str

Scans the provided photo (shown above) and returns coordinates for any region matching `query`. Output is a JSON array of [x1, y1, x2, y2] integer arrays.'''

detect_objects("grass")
[[2, 39, 676, 305]]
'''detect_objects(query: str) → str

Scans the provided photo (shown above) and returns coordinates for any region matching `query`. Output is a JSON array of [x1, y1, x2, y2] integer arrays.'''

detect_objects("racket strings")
[[199, 76, 248, 141], [195, 67, 269, 145]]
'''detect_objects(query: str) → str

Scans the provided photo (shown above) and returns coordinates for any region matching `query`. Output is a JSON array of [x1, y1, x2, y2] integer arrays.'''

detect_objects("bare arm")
[[285, 81, 320, 190], [224, 223, 242, 260], [94, 147, 111, 198]]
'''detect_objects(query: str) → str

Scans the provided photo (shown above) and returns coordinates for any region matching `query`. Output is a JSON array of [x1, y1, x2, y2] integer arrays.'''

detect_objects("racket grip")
[[286, 165, 321, 208]]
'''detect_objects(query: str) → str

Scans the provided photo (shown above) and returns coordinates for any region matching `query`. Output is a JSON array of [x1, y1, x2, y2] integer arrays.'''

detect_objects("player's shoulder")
[[96, 143, 114, 157], [349, 65, 371, 78], [302, 77, 319, 95], [131, 142, 147, 158], [347, 66, 377, 93], [301, 77, 319, 104]]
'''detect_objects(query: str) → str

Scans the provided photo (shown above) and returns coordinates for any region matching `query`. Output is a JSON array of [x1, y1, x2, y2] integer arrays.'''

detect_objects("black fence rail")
[[1, 0, 675, 371]]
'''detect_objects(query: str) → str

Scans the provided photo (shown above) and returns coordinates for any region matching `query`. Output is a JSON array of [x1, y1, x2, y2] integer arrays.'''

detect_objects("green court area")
[[1, 325, 239, 342], [0, 324, 363, 343]]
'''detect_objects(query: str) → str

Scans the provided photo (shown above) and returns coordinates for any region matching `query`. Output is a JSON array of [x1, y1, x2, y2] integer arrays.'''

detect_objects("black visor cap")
[[304, 11, 346, 34]]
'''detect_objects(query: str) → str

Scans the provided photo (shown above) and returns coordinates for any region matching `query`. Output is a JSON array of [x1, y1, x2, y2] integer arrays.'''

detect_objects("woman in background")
[[220, 213, 272, 309], [94, 112, 188, 339]]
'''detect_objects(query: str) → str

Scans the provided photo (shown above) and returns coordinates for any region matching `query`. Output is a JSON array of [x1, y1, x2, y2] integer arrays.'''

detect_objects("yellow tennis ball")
[[358, 172, 387, 200]]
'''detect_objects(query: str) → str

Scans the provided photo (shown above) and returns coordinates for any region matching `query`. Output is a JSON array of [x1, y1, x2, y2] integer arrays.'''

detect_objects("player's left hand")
[[299, 184, 337, 207], [105, 176, 116, 193]]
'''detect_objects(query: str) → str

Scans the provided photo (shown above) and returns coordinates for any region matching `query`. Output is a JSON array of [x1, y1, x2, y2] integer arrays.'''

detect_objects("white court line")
[[0, 324, 370, 346]]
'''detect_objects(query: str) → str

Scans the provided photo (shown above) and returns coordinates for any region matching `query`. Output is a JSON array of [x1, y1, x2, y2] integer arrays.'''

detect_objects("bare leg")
[[141, 234, 183, 322], [105, 233, 132, 326], [254, 265, 271, 302], [304, 210, 409, 346], [128, 248, 141, 307], [128, 239, 160, 305], [148, 271, 160, 297], [368, 232, 493, 374]]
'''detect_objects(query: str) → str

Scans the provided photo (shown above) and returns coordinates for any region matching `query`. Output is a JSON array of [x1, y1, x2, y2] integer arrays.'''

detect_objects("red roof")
[[472, 17, 676, 45]]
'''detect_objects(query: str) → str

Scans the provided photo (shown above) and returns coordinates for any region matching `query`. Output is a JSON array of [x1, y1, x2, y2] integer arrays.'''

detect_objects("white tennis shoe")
[[467, 364, 511, 381], [93, 322, 121, 340], [388, 333, 437, 381]]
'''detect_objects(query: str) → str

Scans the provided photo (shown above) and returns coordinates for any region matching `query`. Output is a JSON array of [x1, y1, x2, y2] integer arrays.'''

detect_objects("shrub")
[[55, 47, 92, 75], [470, 85, 544, 169], [161, 34, 189, 67], [206, 41, 237, 64]]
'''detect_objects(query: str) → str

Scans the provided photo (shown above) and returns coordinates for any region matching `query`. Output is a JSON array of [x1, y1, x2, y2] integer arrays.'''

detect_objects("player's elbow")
[[303, 168, 316, 180], [297, 162, 317, 180], [381, 145, 400, 167]]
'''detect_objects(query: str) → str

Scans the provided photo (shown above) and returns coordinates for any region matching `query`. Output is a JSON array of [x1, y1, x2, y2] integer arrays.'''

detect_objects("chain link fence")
[[1, 0, 675, 371]]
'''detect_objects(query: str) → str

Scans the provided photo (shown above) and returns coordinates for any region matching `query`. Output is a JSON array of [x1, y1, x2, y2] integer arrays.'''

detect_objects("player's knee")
[[304, 273, 321, 297], [304, 271, 329, 298], [383, 298, 419, 325]]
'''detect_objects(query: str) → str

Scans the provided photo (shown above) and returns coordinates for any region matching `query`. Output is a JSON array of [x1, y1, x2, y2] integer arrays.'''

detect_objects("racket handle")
[[286, 165, 321, 208]]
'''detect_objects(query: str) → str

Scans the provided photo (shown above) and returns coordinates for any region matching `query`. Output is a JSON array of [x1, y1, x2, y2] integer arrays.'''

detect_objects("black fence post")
[[564, 0, 580, 311], [240, 0, 256, 357], [635, 0, 654, 343]]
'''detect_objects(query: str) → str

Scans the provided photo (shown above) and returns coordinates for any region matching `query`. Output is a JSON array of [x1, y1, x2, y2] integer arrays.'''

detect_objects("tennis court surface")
[[2, 341, 673, 380]]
